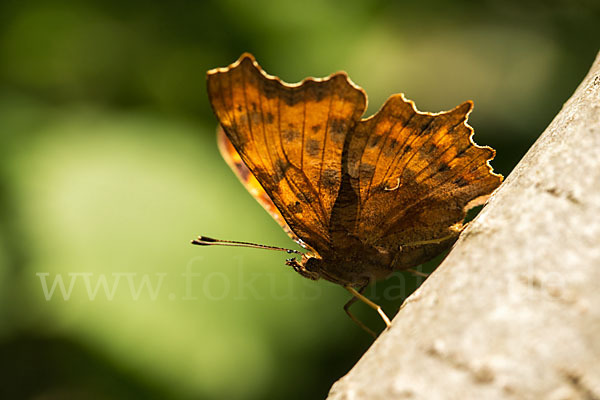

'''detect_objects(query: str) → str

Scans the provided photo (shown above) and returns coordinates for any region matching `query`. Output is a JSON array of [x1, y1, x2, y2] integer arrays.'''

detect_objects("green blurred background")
[[0, 0, 598, 398]]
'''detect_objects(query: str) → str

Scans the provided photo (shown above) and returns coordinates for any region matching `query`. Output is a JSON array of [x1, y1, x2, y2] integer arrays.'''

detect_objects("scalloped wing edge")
[[207, 52, 368, 108], [363, 93, 504, 212]]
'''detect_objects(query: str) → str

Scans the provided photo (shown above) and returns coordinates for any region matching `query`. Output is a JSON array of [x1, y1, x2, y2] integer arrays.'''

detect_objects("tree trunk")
[[327, 52, 600, 400]]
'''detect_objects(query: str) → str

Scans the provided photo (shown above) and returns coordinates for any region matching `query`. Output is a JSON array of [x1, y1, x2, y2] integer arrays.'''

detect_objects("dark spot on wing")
[[266, 112, 274, 124], [306, 139, 321, 157], [280, 88, 299, 106], [329, 119, 348, 142], [320, 168, 340, 190], [261, 79, 279, 99], [368, 134, 382, 148], [274, 159, 291, 182], [422, 142, 438, 154], [438, 163, 451, 172], [314, 85, 326, 102], [311, 124, 321, 133], [304, 81, 328, 103], [282, 128, 300, 142], [235, 161, 251, 182], [383, 138, 402, 157]]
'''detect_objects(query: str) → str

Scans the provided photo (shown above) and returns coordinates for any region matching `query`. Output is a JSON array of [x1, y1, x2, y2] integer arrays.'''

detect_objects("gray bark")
[[328, 52, 600, 400]]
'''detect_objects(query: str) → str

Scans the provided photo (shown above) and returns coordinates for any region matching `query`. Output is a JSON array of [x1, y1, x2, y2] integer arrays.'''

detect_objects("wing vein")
[[318, 93, 335, 198], [363, 112, 401, 202], [392, 117, 436, 191], [256, 73, 276, 179], [301, 88, 306, 171], [226, 72, 238, 143], [374, 112, 417, 195], [241, 65, 271, 183]]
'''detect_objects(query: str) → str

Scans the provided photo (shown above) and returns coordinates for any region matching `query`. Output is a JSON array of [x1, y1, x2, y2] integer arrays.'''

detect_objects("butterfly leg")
[[345, 285, 392, 337], [405, 268, 429, 278], [401, 232, 457, 248], [343, 284, 377, 338]]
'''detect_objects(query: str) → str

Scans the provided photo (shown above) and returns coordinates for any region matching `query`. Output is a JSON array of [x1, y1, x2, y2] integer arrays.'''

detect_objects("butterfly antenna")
[[191, 235, 302, 254]]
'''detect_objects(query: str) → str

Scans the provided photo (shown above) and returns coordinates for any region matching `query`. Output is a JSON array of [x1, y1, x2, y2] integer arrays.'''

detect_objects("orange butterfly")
[[193, 53, 502, 336]]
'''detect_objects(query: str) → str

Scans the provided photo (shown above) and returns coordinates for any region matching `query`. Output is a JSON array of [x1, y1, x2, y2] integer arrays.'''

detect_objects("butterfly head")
[[286, 254, 321, 281]]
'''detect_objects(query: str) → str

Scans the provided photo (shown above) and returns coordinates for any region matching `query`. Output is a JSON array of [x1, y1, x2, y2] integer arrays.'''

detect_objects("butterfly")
[[193, 53, 502, 336]]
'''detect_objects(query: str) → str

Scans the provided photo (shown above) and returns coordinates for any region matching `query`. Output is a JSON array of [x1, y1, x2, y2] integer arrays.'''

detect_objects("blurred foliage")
[[0, 0, 598, 398]]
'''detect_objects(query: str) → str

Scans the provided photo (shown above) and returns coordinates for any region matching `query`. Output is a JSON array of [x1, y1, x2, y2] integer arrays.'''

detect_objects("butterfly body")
[[288, 226, 460, 286], [287, 245, 390, 285], [206, 53, 502, 288]]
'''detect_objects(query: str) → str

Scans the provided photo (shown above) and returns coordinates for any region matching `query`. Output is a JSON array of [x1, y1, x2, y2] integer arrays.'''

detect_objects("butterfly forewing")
[[216, 126, 304, 247], [207, 54, 366, 255]]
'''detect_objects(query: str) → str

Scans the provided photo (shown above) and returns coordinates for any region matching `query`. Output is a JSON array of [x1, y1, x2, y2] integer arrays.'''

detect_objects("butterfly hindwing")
[[342, 95, 502, 255]]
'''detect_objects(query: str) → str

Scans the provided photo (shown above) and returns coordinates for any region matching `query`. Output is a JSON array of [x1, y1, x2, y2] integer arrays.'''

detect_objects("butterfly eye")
[[304, 258, 319, 272]]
